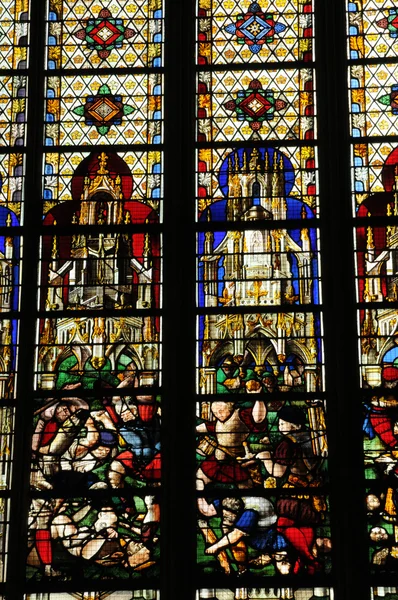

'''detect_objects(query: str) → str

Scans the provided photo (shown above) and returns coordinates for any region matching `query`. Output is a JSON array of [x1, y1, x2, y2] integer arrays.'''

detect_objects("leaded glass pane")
[[26, 495, 160, 580], [347, 0, 398, 580], [24, 0, 164, 589], [44, 74, 163, 147], [197, 495, 331, 576], [197, 227, 321, 308], [46, 0, 163, 70], [195, 0, 329, 582], [347, 0, 398, 60], [42, 151, 162, 223], [197, 591, 333, 600], [0, 0, 29, 69], [197, 68, 316, 143], [197, 312, 324, 395], [196, 146, 319, 222], [196, 0, 314, 65], [30, 393, 161, 492], [26, 593, 160, 600], [371, 589, 398, 599], [196, 398, 328, 489]]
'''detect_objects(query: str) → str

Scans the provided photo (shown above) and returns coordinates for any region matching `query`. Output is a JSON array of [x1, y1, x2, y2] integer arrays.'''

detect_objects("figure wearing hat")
[[256, 405, 322, 488]]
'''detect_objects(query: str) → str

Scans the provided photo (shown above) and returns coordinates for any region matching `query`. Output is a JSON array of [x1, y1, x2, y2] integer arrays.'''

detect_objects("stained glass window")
[[0, 0, 391, 598], [195, 0, 332, 584], [0, 0, 30, 584], [348, 0, 398, 581], [20, 0, 163, 588]]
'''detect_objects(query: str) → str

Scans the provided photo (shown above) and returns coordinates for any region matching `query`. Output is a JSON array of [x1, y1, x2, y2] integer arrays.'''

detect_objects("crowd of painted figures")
[[196, 388, 331, 576]]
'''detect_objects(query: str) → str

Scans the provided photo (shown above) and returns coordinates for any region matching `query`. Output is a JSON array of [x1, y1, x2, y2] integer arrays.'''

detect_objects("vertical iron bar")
[[163, 1, 197, 600], [6, 0, 46, 598], [316, 1, 369, 599]]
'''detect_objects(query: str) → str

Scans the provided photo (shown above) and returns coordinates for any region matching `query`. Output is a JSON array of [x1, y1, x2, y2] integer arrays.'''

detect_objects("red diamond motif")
[[392, 16, 398, 29], [90, 20, 120, 46], [240, 93, 271, 117]]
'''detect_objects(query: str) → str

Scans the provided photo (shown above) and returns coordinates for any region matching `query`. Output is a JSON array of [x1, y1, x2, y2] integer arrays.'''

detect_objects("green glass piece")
[[97, 125, 110, 135], [123, 105, 135, 116], [72, 105, 85, 116], [377, 94, 392, 106], [98, 84, 112, 95]]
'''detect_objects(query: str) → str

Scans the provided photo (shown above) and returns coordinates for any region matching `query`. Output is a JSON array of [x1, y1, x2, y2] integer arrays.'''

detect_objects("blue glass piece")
[[274, 22, 287, 34], [154, 33, 162, 42], [153, 85, 162, 96], [48, 60, 56, 70], [153, 57, 161, 67], [355, 181, 364, 192], [48, 36, 56, 46], [49, 11, 57, 20], [153, 135, 161, 144], [44, 164, 53, 175], [154, 10, 162, 18], [224, 23, 237, 34], [45, 138, 53, 146], [45, 114, 54, 122], [153, 163, 161, 174], [47, 89, 55, 98], [352, 104, 360, 113], [153, 111, 161, 120], [43, 189, 52, 199], [250, 44, 261, 53], [353, 129, 360, 137]]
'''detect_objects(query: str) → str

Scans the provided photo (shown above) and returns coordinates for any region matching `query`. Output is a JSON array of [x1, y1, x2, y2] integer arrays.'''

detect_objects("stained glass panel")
[[34, 315, 161, 391], [197, 312, 324, 395], [0, 0, 29, 69], [197, 227, 321, 308], [26, 594, 160, 600], [27, 495, 160, 580], [366, 483, 398, 573], [42, 151, 162, 223], [197, 590, 334, 599], [31, 393, 161, 492], [197, 494, 331, 576], [347, 0, 398, 60], [0, 318, 19, 401], [0, 76, 27, 147], [354, 223, 398, 304], [46, 0, 163, 70], [197, 68, 316, 143], [0, 235, 22, 312], [0, 153, 25, 224], [359, 308, 398, 389], [0, 408, 15, 490], [44, 74, 163, 147], [347, 0, 398, 579], [196, 0, 314, 66], [197, 146, 319, 222], [371, 589, 398, 600], [0, 498, 10, 580], [196, 398, 328, 490], [39, 232, 161, 312], [349, 64, 398, 138], [27, 593, 160, 600]]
